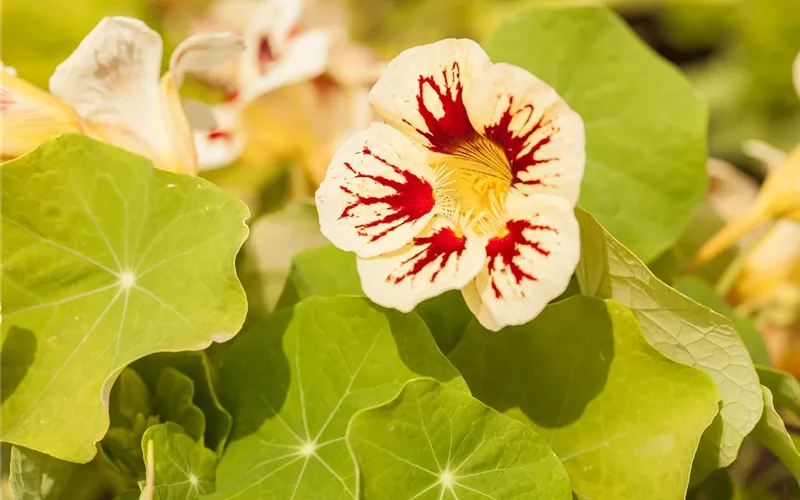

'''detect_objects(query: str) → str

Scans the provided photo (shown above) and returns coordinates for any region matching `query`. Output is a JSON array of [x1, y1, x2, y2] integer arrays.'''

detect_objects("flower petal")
[[466, 63, 585, 204], [238, 0, 331, 100], [169, 32, 244, 88], [194, 103, 243, 171], [0, 70, 85, 158], [240, 31, 332, 100], [316, 122, 437, 258], [369, 38, 491, 152], [49, 17, 169, 166], [462, 193, 580, 331], [357, 218, 487, 312], [793, 50, 800, 98]]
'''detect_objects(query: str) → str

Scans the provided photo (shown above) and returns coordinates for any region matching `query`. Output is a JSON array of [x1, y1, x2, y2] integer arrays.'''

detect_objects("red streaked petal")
[[369, 38, 491, 152], [316, 122, 437, 258], [466, 63, 585, 204], [357, 218, 486, 312], [462, 193, 580, 331]]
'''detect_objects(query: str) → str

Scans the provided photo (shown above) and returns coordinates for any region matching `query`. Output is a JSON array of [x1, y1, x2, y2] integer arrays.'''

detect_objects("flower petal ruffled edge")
[[462, 193, 580, 331], [368, 38, 491, 153], [357, 218, 487, 312], [466, 62, 585, 204], [315, 122, 438, 259]]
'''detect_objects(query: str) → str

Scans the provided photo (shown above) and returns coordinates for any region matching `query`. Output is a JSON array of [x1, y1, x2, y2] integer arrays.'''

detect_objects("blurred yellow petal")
[[1, 70, 85, 158], [733, 220, 800, 308], [159, 73, 199, 175]]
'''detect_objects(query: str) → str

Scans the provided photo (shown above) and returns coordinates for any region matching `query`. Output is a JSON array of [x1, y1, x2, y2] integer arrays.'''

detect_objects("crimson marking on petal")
[[389, 226, 468, 284], [0, 88, 14, 111], [402, 62, 475, 153], [207, 129, 232, 141], [338, 147, 435, 242], [483, 97, 560, 187], [223, 89, 240, 103], [485, 219, 557, 298], [257, 35, 274, 73]]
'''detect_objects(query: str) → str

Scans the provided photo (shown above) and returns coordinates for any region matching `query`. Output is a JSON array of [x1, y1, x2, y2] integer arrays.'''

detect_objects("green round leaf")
[[757, 366, 800, 416], [449, 296, 720, 500], [9, 446, 107, 499], [1, 135, 249, 462], [142, 423, 217, 499], [347, 379, 572, 500], [574, 209, 763, 479], [484, 5, 708, 262], [750, 387, 800, 484], [209, 296, 466, 499]]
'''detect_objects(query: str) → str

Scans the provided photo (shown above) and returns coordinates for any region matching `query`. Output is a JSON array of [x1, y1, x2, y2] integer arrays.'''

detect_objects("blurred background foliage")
[[4, 0, 800, 177]]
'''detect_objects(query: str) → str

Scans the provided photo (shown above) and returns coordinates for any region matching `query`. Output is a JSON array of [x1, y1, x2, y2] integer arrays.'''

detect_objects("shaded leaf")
[[449, 296, 720, 500], [9, 446, 108, 499], [348, 378, 572, 500], [575, 209, 762, 478], [1, 135, 249, 461], [757, 366, 800, 417], [209, 296, 466, 499], [750, 387, 800, 484]]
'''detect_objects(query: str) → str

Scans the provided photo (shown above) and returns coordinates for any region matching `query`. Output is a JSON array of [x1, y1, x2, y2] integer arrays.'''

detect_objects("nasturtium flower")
[[315, 39, 585, 331], [0, 16, 243, 175]]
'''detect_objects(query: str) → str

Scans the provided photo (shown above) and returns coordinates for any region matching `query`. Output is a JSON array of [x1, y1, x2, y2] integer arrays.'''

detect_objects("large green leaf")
[[676, 276, 770, 366], [134, 352, 233, 453], [449, 296, 719, 500], [574, 209, 762, 478], [275, 245, 362, 309], [750, 387, 800, 484], [142, 423, 217, 500], [9, 446, 108, 499], [1, 135, 249, 462], [484, 4, 707, 262], [347, 378, 572, 500], [209, 296, 466, 499]]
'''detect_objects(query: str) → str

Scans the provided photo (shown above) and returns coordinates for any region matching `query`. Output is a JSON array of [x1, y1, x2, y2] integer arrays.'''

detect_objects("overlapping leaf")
[[484, 5, 707, 262], [1, 135, 249, 462], [9, 446, 107, 499], [449, 296, 720, 499], [348, 379, 572, 500], [574, 209, 762, 478], [208, 296, 466, 499], [142, 423, 217, 499]]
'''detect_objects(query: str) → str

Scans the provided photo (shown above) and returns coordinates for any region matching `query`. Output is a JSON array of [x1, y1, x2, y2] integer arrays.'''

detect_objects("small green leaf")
[[347, 378, 572, 500], [484, 4, 707, 262], [209, 296, 466, 499], [153, 368, 205, 443], [1, 135, 249, 461], [757, 366, 800, 416], [750, 387, 800, 484], [133, 352, 233, 452], [575, 209, 762, 478], [244, 202, 329, 313], [9, 446, 107, 499], [275, 246, 361, 309], [449, 296, 720, 500], [676, 276, 771, 366], [142, 423, 217, 499]]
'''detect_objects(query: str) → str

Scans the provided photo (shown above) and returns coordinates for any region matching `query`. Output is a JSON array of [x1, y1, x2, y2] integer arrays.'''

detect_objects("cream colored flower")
[[51, 17, 243, 175], [315, 39, 585, 331]]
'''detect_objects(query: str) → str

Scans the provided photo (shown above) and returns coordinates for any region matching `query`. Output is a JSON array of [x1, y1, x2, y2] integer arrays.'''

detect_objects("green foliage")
[[1, 135, 249, 462], [750, 388, 800, 484], [347, 378, 572, 500], [450, 296, 720, 499], [9, 446, 108, 499], [209, 297, 466, 499], [574, 209, 763, 479], [484, 5, 708, 262], [142, 423, 217, 499]]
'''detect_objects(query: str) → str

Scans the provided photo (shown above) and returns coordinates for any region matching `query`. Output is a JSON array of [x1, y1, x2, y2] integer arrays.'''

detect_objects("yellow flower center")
[[432, 133, 512, 235]]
